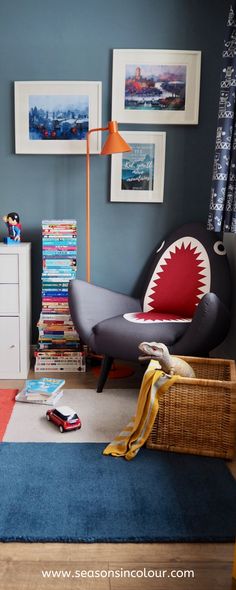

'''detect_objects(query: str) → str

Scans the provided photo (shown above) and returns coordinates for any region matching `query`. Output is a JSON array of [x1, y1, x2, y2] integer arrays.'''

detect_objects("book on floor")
[[15, 389, 64, 405], [22, 377, 65, 396]]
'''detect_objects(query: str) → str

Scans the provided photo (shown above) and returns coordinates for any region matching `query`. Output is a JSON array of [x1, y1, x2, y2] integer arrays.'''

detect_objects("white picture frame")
[[110, 131, 166, 203], [112, 49, 201, 125], [14, 81, 102, 154]]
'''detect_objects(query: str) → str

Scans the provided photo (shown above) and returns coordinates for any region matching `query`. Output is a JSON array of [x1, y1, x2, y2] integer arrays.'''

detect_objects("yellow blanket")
[[103, 359, 179, 461]]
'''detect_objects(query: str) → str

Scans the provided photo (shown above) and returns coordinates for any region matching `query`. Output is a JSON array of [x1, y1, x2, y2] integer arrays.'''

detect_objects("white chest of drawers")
[[0, 243, 31, 379]]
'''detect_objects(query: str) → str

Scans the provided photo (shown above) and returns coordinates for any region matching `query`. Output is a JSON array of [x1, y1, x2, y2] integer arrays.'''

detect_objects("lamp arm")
[[86, 132, 91, 283], [86, 126, 108, 283], [87, 126, 109, 136], [85, 122, 129, 283]]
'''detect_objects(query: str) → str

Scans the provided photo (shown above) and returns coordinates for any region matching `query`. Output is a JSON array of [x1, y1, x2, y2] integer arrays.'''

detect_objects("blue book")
[[24, 378, 65, 396], [42, 240, 77, 246]]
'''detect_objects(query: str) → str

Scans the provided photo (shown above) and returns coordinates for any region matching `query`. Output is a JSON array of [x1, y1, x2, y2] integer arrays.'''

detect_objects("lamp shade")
[[101, 121, 132, 155]]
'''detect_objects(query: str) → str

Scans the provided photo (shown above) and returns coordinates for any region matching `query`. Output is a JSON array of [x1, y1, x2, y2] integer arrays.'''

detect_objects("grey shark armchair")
[[69, 223, 232, 391]]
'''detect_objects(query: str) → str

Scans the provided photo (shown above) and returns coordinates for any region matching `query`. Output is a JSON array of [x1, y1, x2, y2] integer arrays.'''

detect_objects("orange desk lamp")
[[86, 120, 132, 283]]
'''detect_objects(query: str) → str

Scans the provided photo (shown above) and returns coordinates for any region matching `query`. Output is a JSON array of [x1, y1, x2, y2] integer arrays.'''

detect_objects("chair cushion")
[[90, 314, 189, 361]]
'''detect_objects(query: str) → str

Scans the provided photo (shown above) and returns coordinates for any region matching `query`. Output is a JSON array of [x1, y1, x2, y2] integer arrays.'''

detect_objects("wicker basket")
[[146, 356, 236, 459]]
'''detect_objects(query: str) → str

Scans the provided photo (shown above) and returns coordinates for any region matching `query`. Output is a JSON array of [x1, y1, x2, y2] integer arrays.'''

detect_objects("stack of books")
[[34, 220, 86, 372], [15, 378, 65, 405]]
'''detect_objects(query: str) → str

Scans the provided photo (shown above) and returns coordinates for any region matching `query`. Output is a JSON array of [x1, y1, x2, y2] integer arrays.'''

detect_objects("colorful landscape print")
[[125, 64, 186, 111], [29, 95, 89, 140], [121, 143, 155, 191]]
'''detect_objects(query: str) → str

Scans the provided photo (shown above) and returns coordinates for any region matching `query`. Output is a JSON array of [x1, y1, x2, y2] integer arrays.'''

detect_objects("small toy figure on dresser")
[[2, 212, 22, 243]]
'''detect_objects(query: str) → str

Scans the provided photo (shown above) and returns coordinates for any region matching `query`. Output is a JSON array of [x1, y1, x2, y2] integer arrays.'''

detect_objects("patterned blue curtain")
[[207, 4, 236, 233]]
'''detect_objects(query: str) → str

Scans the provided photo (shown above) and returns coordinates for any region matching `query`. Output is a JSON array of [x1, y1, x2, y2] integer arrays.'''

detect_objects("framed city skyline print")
[[110, 131, 166, 203], [14, 81, 102, 154], [112, 49, 201, 124]]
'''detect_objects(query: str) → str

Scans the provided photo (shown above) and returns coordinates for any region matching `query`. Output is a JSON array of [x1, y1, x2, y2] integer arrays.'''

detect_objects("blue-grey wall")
[[0, 0, 230, 341]]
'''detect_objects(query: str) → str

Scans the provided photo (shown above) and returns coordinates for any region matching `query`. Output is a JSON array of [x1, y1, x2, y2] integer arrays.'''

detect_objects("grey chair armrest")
[[68, 279, 141, 343], [171, 292, 231, 356]]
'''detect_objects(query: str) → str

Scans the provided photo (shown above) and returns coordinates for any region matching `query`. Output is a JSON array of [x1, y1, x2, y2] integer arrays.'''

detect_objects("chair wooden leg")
[[97, 355, 114, 393]]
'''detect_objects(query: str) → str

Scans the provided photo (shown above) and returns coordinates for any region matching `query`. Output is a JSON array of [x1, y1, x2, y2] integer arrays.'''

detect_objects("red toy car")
[[46, 406, 81, 433]]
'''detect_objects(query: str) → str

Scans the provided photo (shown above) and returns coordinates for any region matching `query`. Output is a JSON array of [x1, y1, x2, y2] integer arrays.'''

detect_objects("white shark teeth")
[[123, 313, 192, 324]]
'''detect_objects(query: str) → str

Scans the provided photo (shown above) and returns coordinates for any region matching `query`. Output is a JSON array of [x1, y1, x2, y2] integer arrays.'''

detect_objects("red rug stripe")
[[0, 390, 18, 441]]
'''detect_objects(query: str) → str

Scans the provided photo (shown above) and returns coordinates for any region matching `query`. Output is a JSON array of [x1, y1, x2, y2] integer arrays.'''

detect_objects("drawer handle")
[[9, 345, 15, 349]]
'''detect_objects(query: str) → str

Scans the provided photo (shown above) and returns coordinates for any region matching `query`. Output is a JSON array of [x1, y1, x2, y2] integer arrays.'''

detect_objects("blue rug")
[[0, 443, 236, 542]]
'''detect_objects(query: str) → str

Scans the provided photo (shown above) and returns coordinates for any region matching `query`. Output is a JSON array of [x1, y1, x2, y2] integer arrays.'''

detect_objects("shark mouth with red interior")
[[124, 237, 211, 323]]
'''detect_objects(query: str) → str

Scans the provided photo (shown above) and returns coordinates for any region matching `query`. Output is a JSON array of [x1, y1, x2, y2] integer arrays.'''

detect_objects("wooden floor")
[[0, 361, 235, 590]]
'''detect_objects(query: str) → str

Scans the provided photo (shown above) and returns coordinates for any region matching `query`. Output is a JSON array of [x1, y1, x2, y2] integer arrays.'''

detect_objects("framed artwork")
[[112, 49, 201, 125], [110, 131, 166, 203], [14, 81, 102, 154]]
